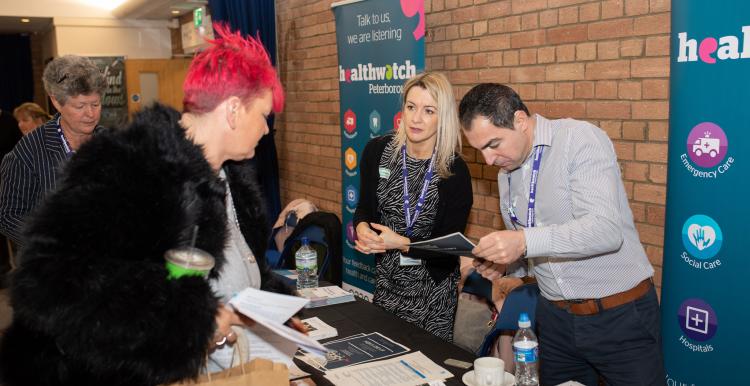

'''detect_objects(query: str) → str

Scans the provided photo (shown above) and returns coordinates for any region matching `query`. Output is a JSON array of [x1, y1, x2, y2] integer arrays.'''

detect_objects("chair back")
[[478, 282, 539, 356]]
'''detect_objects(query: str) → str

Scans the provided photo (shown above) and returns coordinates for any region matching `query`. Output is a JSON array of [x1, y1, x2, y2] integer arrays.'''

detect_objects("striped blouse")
[[502, 115, 654, 301], [1, 115, 70, 246]]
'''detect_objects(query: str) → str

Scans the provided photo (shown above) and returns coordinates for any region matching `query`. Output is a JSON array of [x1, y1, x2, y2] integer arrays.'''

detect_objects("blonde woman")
[[353, 72, 472, 341], [13, 102, 52, 135]]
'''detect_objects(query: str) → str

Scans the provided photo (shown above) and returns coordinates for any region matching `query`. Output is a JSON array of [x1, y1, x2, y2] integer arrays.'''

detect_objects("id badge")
[[399, 253, 423, 266]]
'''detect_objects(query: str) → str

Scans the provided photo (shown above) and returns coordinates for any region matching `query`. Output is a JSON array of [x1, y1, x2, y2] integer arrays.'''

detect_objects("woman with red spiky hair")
[[0, 24, 289, 386]]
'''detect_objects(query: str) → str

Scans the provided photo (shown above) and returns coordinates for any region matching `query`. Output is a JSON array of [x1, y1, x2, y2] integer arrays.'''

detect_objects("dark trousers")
[[536, 286, 666, 386]]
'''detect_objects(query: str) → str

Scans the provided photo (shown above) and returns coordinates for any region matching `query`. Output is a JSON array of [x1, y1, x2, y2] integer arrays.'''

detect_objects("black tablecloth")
[[295, 298, 475, 386]]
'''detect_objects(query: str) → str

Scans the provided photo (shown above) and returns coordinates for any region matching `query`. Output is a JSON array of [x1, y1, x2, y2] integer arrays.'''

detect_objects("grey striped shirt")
[[502, 115, 653, 301], [0, 115, 68, 246]]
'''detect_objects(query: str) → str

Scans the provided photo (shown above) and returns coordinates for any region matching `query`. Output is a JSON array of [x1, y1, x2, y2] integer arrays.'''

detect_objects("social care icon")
[[681, 214, 722, 260], [678, 298, 718, 341], [686, 122, 728, 168]]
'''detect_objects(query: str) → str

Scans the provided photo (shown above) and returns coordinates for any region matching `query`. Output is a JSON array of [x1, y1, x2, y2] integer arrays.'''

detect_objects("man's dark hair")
[[458, 83, 529, 130]]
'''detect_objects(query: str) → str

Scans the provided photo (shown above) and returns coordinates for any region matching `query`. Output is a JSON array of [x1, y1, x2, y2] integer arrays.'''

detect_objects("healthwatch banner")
[[331, 0, 424, 301], [662, 1, 749, 384]]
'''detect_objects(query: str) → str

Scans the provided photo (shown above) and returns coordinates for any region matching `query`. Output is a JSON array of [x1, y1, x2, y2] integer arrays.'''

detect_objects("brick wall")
[[275, 0, 670, 288]]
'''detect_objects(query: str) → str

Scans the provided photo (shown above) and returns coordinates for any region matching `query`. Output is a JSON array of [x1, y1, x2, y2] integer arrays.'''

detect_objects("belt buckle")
[[566, 298, 602, 315]]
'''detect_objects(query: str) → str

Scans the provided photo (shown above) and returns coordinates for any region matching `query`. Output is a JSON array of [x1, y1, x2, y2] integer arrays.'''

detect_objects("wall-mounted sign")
[[88, 56, 127, 129]]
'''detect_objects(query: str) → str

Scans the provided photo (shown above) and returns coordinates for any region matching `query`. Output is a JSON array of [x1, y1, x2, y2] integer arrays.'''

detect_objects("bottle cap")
[[518, 312, 531, 328], [301, 237, 310, 246]]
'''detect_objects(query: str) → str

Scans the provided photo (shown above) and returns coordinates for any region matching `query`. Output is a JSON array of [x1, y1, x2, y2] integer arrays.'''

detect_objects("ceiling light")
[[20, 18, 30, 23], [172, 10, 180, 15]]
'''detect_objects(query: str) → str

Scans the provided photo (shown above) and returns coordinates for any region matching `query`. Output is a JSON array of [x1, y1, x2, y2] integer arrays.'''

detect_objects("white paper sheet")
[[324, 351, 453, 386], [229, 287, 309, 324]]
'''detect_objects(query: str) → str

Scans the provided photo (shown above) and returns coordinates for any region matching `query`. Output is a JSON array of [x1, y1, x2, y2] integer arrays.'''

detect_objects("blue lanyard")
[[402, 145, 435, 237], [56, 116, 74, 158], [507, 146, 544, 228]]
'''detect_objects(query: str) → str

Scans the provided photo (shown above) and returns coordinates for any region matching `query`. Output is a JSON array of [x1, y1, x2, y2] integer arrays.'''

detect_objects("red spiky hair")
[[182, 23, 284, 114]]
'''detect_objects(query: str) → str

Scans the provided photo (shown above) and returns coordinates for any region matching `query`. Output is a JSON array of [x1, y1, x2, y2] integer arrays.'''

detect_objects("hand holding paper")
[[472, 230, 526, 265]]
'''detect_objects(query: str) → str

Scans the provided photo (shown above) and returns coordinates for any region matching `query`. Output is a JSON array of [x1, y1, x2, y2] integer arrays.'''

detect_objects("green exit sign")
[[193, 7, 203, 28]]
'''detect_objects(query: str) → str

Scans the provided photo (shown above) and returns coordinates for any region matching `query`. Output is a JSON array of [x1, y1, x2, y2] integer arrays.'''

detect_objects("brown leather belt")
[[551, 278, 652, 316]]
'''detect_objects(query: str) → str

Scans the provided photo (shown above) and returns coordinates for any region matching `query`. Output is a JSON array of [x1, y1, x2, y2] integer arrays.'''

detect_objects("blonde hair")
[[13, 102, 52, 122], [391, 72, 461, 179]]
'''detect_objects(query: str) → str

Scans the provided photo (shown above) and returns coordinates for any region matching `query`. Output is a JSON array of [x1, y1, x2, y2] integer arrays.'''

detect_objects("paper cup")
[[473, 357, 504, 386], [164, 247, 215, 280]]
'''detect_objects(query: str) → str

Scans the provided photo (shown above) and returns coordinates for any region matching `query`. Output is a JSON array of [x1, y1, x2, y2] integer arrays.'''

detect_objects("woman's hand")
[[211, 304, 254, 350], [354, 222, 386, 254], [369, 223, 410, 252]]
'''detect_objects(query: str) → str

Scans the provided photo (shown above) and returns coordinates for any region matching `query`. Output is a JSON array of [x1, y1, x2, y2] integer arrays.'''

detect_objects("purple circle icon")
[[686, 122, 728, 168], [346, 221, 356, 244], [677, 298, 718, 342]]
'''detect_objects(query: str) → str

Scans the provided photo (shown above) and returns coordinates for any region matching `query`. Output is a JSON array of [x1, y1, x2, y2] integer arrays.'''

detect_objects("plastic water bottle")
[[295, 237, 318, 290], [513, 312, 539, 386]]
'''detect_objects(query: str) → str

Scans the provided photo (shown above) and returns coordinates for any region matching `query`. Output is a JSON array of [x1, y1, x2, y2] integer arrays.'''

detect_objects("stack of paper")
[[272, 269, 298, 287], [301, 317, 338, 341], [297, 286, 356, 308]]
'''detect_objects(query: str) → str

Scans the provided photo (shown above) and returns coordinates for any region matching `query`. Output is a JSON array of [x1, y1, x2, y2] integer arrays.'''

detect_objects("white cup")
[[473, 357, 505, 386]]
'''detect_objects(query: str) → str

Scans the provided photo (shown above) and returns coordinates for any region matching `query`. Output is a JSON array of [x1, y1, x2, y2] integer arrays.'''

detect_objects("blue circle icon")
[[345, 185, 358, 207], [681, 214, 722, 260], [369, 110, 381, 134]]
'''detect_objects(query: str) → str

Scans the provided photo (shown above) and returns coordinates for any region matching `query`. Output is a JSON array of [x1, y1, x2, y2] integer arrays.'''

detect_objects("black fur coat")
[[0, 104, 285, 386]]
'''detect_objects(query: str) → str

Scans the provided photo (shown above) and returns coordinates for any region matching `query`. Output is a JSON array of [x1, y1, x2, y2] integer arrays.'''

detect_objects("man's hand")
[[472, 258, 506, 280], [472, 230, 526, 265]]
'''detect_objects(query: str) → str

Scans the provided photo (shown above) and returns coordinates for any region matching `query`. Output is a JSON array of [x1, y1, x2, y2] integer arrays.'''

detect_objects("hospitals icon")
[[685, 306, 710, 335]]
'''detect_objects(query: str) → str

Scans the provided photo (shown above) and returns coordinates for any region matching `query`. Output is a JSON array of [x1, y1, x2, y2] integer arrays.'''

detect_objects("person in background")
[[13, 102, 52, 136], [459, 83, 664, 385], [0, 55, 105, 249], [0, 25, 289, 386], [0, 107, 21, 287], [354, 72, 472, 341]]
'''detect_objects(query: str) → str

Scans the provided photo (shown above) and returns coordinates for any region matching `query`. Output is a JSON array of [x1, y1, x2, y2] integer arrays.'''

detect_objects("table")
[[295, 297, 476, 386]]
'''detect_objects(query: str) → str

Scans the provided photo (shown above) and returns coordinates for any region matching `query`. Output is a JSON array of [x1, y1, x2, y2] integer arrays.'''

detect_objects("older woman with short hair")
[[13, 102, 52, 135], [0, 55, 105, 246]]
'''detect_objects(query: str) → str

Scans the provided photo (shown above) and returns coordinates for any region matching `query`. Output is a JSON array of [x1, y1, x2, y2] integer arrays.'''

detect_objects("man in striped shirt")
[[459, 83, 664, 386], [0, 55, 105, 251]]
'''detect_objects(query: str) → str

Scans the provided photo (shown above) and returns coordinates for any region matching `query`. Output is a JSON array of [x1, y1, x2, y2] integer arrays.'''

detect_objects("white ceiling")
[[113, 0, 207, 20]]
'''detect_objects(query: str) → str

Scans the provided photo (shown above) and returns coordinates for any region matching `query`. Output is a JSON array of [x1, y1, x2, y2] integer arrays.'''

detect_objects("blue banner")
[[662, 2, 749, 384], [332, 0, 424, 300]]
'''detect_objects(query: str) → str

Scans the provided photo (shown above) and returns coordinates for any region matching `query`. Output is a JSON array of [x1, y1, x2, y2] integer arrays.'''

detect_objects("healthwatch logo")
[[676, 26, 750, 64], [339, 60, 416, 82]]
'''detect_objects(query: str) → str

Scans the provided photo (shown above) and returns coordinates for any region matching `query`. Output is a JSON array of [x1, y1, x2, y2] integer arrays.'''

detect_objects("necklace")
[[224, 171, 256, 264]]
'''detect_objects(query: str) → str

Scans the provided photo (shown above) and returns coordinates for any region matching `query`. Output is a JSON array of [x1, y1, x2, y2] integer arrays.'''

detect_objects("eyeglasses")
[[57, 73, 68, 84]]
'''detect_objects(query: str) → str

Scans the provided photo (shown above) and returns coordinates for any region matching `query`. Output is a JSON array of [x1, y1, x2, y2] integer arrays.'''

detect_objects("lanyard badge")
[[507, 146, 544, 229], [56, 116, 75, 158], [400, 145, 435, 266]]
